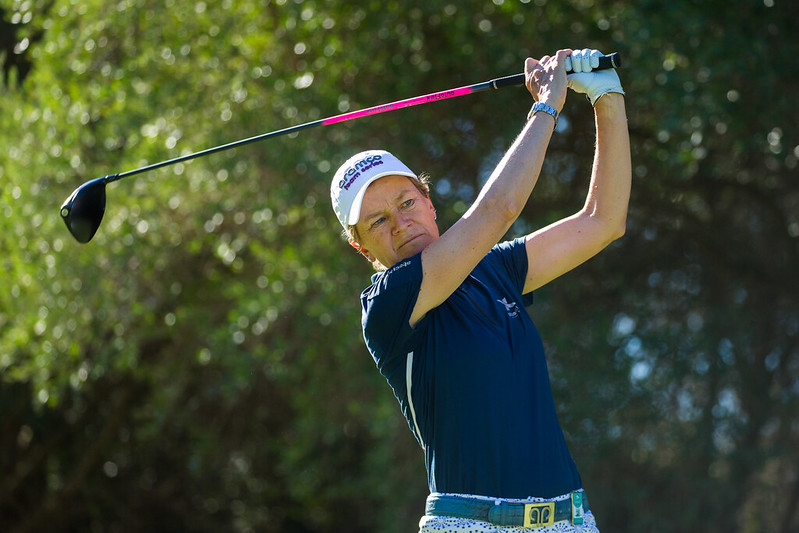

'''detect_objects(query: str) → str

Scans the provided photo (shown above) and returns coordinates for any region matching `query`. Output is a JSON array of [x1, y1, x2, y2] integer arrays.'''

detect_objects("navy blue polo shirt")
[[361, 238, 582, 499]]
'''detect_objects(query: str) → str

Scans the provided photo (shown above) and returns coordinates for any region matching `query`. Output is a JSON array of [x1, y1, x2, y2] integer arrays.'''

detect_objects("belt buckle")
[[522, 502, 555, 528]]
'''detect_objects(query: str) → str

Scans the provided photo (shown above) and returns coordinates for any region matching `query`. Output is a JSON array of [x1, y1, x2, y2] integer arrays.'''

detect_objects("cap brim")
[[345, 170, 417, 226]]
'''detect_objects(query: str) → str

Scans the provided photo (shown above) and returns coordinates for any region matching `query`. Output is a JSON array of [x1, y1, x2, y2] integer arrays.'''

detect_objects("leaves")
[[1, 0, 798, 531]]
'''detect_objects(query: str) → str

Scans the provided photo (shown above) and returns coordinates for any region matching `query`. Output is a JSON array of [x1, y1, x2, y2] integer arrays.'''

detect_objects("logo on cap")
[[337, 154, 384, 191]]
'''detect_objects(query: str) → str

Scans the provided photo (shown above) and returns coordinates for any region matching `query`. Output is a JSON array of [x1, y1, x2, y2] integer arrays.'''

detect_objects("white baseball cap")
[[330, 149, 417, 228]]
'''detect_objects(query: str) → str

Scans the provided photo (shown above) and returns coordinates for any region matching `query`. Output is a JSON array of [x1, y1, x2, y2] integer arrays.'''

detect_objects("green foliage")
[[1, 0, 797, 532]]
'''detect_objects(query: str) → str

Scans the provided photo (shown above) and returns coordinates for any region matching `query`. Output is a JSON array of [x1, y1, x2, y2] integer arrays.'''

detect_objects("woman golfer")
[[330, 48, 630, 532]]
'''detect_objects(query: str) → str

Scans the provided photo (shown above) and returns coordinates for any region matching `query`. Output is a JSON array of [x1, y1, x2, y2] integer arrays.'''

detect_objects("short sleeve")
[[361, 254, 426, 375], [488, 237, 534, 306]]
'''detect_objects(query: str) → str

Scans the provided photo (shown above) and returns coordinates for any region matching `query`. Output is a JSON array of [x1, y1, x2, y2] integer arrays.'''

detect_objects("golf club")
[[60, 52, 621, 243]]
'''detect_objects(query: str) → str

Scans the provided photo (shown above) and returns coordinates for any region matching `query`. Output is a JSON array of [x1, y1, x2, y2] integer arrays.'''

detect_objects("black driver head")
[[60, 177, 108, 243]]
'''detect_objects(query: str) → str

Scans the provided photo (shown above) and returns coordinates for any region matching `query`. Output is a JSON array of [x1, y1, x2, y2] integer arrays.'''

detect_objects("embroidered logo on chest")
[[496, 297, 520, 318]]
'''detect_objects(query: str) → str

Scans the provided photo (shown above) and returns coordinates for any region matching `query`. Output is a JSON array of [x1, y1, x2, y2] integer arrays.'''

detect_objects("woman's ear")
[[349, 239, 373, 261]]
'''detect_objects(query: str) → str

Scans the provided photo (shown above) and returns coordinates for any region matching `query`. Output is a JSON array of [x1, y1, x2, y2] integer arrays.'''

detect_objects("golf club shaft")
[[102, 52, 620, 185]]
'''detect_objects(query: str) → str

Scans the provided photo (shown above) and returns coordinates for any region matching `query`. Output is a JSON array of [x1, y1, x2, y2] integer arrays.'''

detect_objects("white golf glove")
[[565, 49, 624, 106]]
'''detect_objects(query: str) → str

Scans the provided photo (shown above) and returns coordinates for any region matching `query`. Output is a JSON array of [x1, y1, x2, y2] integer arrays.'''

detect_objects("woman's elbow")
[[609, 215, 627, 241], [585, 207, 627, 243], [479, 194, 524, 226]]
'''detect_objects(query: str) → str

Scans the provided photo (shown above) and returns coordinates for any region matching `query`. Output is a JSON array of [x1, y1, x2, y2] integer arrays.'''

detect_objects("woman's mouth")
[[399, 234, 421, 249]]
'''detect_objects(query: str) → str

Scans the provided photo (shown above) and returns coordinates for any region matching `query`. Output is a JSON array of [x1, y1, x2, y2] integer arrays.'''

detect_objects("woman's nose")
[[392, 212, 412, 233]]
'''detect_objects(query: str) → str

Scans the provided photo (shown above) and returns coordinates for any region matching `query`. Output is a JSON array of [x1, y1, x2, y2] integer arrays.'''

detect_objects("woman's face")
[[350, 175, 439, 269]]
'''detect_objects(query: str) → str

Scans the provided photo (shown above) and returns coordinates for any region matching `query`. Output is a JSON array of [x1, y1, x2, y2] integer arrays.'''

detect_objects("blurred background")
[[1, 0, 797, 531]]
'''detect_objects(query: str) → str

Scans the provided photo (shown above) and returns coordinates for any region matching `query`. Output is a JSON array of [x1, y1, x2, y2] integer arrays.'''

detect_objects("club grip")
[[490, 52, 621, 89]]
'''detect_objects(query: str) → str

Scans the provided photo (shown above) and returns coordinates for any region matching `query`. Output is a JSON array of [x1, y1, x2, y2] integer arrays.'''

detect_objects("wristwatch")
[[527, 101, 559, 125]]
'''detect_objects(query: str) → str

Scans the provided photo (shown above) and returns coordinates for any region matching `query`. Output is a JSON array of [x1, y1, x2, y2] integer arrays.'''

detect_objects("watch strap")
[[527, 101, 559, 125]]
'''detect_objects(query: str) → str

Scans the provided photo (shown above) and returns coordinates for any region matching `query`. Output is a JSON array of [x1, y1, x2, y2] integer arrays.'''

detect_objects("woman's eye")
[[401, 199, 414, 209], [370, 217, 385, 229]]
